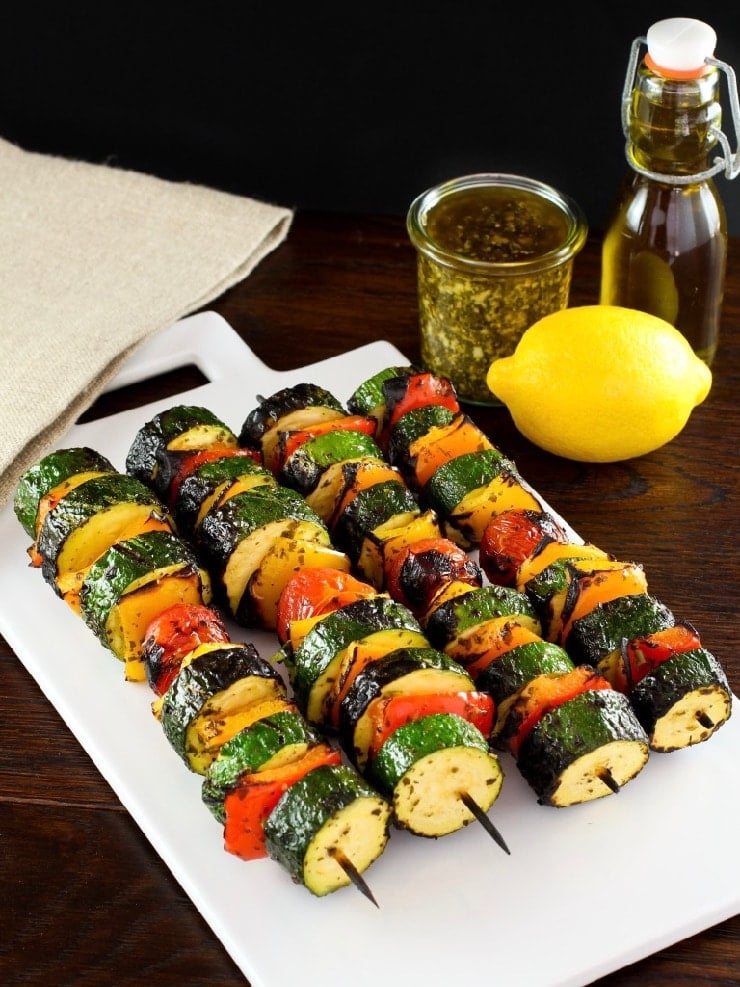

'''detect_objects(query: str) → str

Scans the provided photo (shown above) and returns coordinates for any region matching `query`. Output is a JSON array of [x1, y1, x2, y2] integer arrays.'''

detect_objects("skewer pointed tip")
[[330, 848, 379, 907], [598, 768, 621, 794], [459, 791, 511, 855]]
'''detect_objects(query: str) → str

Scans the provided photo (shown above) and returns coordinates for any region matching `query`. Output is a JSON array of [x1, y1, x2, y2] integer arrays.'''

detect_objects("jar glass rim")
[[406, 173, 588, 274]]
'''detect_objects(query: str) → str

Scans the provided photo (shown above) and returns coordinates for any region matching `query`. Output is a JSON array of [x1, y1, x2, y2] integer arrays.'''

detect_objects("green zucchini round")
[[239, 383, 345, 448], [126, 405, 237, 487], [196, 485, 323, 579], [422, 448, 514, 518], [332, 479, 418, 561], [202, 708, 322, 823], [629, 648, 733, 751], [516, 689, 650, 807], [79, 529, 202, 646], [367, 711, 503, 837], [278, 429, 383, 495], [14, 446, 116, 538], [346, 365, 416, 418], [386, 404, 457, 469], [288, 596, 423, 713], [173, 453, 275, 537], [520, 557, 572, 619], [425, 582, 539, 649], [566, 593, 675, 665], [160, 644, 284, 768], [37, 472, 169, 590], [339, 646, 474, 767], [476, 639, 574, 704], [263, 763, 391, 897]]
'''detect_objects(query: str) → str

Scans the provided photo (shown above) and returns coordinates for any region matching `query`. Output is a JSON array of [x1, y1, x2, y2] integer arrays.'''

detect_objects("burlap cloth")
[[0, 137, 293, 508]]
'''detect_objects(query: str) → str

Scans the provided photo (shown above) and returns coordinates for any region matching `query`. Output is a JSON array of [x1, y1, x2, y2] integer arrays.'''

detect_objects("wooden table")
[[1, 211, 738, 985]]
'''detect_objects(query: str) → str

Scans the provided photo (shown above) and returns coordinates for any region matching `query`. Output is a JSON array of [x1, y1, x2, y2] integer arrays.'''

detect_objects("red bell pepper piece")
[[623, 623, 702, 689], [367, 690, 495, 759], [142, 602, 230, 695], [276, 567, 377, 644], [222, 744, 342, 861], [479, 509, 568, 586]]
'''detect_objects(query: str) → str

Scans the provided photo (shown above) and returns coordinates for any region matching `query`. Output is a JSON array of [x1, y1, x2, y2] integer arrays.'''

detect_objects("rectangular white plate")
[[1, 312, 738, 987]]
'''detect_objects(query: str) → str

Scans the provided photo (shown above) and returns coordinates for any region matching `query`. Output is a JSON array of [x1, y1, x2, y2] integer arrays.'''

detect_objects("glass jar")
[[407, 173, 587, 404]]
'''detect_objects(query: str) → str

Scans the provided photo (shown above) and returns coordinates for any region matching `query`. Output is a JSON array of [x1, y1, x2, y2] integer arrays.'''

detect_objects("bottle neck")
[[627, 63, 722, 181]]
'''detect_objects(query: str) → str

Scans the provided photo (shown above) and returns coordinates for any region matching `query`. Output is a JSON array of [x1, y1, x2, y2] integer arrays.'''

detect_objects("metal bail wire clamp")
[[620, 35, 740, 186]]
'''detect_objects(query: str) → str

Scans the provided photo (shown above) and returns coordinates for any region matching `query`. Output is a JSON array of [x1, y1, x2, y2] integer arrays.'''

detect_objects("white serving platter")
[[1, 312, 737, 987]]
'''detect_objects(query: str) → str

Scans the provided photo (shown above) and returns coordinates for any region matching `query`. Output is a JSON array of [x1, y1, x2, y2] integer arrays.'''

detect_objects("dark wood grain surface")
[[1, 211, 737, 985]]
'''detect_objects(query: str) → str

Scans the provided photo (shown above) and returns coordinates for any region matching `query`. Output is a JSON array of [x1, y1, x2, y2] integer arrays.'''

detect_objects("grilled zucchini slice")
[[14, 446, 116, 539], [79, 530, 212, 680], [263, 763, 391, 897], [339, 646, 475, 769], [424, 582, 540, 650], [386, 404, 457, 471], [566, 593, 675, 690], [126, 405, 238, 490], [476, 639, 574, 705], [333, 478, 419, 562], [37, 473, 172, 597], [286, 596, 425, 717], [366, 712, 503, 837], [346, 365, 416, 426], [629, 648, 733, 751], [197, 485, 335, 622], [516, 689, 650, 807], [278, 428, 382, 495], [202, 703, 321, 822], [160, 643, 285, 772]]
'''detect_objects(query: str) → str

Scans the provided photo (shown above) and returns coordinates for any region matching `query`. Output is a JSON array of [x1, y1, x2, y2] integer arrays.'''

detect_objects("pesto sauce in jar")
[[408, 176, 587, 404]]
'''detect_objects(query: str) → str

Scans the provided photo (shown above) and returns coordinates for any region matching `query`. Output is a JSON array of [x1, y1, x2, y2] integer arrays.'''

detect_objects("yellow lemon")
[[486, 305, 712, 462]]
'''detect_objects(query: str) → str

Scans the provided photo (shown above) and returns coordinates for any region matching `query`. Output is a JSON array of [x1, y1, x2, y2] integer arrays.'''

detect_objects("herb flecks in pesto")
[[410, 181, 584, 405]]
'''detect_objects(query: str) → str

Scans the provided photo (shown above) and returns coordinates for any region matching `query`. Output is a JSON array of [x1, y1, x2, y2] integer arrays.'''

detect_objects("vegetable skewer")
[[347, 366, 732, 752], [478, 508, 733, 750], [13, 445, 391, 899]]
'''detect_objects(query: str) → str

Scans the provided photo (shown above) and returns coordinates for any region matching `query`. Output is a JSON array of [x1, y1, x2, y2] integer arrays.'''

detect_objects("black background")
[[1, 2, 738, 235]]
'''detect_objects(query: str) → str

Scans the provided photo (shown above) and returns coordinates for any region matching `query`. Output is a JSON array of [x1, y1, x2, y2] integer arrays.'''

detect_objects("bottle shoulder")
[[606, 174, 727, 247]]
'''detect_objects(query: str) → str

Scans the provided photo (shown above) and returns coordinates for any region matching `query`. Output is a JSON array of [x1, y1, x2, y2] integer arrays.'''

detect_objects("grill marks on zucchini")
[[37, 472, 173, 598], [125, 404, 239, 495], [79, 530, 213, 681]]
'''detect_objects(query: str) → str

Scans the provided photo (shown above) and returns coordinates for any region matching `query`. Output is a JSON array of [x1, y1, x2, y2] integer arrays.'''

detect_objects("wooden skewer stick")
[[598, 768, 621, 794], [329, 848, 379, 908], [696, 710, 715, 729], [459, 792, 511, 855]]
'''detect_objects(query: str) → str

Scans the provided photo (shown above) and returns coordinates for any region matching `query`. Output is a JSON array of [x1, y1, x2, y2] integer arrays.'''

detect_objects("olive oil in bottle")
[[600, 18, 739, 365]]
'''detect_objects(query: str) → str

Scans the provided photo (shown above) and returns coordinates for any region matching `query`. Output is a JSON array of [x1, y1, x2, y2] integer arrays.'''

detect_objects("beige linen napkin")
[[0, 137, 293, 508]]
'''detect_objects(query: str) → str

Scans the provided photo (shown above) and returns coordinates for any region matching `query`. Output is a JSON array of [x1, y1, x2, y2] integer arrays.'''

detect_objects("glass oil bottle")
[[600, 17, 739, 365]]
